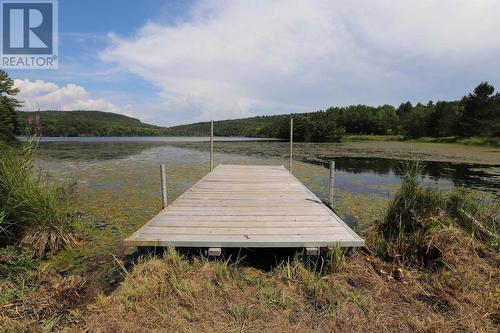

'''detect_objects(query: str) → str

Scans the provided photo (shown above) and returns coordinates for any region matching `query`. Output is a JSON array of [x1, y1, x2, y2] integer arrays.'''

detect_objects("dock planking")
[[124, 164, 364, 248]]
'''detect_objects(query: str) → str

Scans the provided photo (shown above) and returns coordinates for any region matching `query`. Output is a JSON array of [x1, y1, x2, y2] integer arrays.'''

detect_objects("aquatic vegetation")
[[409, 135, 500, 147], [30, 141, 497, 280]]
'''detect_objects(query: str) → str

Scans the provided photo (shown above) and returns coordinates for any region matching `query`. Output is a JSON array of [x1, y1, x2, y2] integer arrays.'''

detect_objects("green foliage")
[[459, 82, 500, 136], [168, 104, 398, 142], [406, 136, 500, 147], [399, 103, 435, 138], [17, 110, 168, 137], [397, 82, 500, 139], [428, 101, 461, 137], [0, 70, 21, 143], [0, 142, 78, 257], [0, 246, 40, 306], [0, 246, 40, 279], [164, 115, 285, 137], [304, 245, 345, 274]]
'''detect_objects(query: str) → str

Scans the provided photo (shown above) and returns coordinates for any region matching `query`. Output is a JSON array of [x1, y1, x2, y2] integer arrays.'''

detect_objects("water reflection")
[[35, 141, 500, 197], [316, 157, 500, 196], [35, 142, 163, 160]]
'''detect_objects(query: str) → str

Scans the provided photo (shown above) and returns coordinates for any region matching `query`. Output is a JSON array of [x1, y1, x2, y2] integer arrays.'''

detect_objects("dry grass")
[[18, 227, 80, 259], [0, 230, 498, 332], [51, 239, 498, 333], [0, 270, 92, 333]]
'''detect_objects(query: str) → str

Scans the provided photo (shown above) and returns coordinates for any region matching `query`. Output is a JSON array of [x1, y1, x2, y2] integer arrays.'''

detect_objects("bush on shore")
[[0, 141, 78, 257], [369, 162, 499, 266]]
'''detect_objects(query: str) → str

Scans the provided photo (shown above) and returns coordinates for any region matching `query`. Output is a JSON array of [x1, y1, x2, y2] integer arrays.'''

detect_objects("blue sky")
[[7, 0, 500, 126]]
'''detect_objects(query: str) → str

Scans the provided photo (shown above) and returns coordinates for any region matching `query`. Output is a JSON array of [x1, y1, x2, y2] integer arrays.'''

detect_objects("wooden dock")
[[124, 164, 364, 249]]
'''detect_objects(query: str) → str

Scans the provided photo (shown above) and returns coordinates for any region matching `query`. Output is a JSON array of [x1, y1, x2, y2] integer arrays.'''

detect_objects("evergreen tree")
[[459, 82, 500, 136], [0, 70, 21, 142]]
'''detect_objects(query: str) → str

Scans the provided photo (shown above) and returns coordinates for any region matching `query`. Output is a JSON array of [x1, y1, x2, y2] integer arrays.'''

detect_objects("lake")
[[19, 136, 280, 142], [32, 139, 499, 286]]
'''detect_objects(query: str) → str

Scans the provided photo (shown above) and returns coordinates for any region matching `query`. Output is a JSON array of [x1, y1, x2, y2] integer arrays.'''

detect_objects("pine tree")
[[460, 82, 500, 136], [0, 70, 21, 142]]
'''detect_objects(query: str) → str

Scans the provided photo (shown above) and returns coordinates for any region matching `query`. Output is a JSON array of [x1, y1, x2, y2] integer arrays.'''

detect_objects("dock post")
[[160, 164, 168, 209], [328, 161, 335, 207], [306, 247, 320, 256], [208, 247, 221, 257], [210, 120, 214, 171], [289, 117, 293, 172]]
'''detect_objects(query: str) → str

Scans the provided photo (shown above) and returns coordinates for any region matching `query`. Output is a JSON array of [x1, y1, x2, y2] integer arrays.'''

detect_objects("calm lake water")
[[35, 139, 500, 198], [32, 138, 499, 284], [19, 136, 280, 142]]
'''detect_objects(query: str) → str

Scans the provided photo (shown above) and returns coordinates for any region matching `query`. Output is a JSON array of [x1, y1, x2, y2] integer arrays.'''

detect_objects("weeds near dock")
[[370, 162, 499, 266], [0, 142, 79, 257], [292, 245, 345, 275]]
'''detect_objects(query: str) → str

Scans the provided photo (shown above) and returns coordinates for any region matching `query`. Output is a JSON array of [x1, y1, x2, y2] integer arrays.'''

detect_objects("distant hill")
[[16, 110, 287, 138], [17, 110, 168, 137], [163, 115, 288, 137]]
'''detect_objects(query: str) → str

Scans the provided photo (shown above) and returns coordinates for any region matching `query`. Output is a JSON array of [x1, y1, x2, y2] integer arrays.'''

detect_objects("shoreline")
[[16, 134, 500, 148]]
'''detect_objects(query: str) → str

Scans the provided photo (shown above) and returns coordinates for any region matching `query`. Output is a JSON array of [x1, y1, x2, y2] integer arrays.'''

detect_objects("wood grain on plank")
[[124, 164, 364, 248]]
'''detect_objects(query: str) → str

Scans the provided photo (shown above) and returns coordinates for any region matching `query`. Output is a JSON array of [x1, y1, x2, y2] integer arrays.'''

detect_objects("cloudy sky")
[[8, 0, 500, 126]]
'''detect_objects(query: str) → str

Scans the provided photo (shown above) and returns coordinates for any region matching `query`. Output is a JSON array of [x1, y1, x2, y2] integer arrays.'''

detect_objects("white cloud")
[[14, 79, 133, 116], [99, 0, 500, 124]]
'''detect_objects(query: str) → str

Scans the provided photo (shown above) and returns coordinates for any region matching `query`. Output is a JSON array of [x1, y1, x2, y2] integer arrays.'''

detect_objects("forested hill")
[[163, 115, 288, 137], [14, 82, 500, 141], [17, 110, 287, 138], [17, 110, 168, 137]]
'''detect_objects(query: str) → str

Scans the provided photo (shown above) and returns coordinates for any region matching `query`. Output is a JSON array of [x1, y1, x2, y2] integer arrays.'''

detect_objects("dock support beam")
[[210, 120, 214, 171], [306, 247, 320, 256], [289, 117, 293, 173], [329, 161, 335, 207], [208, 247, 221, 257], [160, 164, 168, 209]]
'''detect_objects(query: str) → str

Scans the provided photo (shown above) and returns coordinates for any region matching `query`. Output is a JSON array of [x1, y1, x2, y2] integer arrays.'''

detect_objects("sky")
[[7, 0, 500, 126]]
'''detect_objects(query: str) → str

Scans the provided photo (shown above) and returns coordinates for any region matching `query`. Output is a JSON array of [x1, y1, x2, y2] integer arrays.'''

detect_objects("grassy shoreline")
[[342, 134, 500, 147]]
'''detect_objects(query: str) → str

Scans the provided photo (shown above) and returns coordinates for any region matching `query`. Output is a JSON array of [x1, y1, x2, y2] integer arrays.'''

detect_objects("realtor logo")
[[1, 0, 58, 69]]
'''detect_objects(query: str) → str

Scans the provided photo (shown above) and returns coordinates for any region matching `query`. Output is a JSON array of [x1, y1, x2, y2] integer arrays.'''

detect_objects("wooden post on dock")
[[210, 120, 214, 171], [289, 117, 293, 172], [160, 164, 168, 209], [328, 161, 335, 207]]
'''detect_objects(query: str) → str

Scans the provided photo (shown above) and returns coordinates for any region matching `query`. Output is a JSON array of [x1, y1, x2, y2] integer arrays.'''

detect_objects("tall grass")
[[295, 245, 345, 275], [0, 141, 78, 257], [370, 162, 499, 266]]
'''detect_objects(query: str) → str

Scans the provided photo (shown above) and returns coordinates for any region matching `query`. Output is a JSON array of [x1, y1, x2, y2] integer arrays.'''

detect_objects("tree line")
[[267, 82, 499, 141], [164, 82, 500, 142], [1, 67, 499, 142]]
